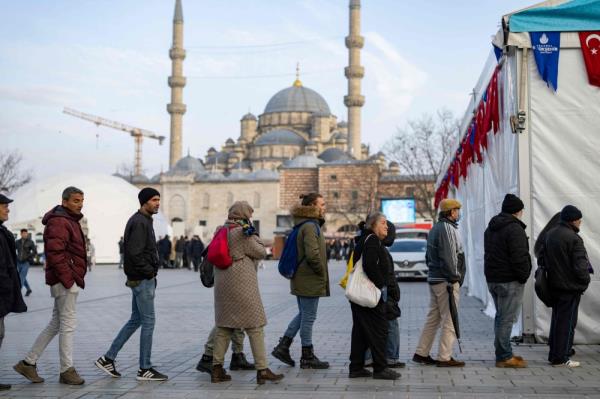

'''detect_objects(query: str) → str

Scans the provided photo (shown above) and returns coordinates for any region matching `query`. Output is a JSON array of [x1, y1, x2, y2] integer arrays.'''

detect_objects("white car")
[[395, 228, 429, 240], [389, 238, 428, 280]]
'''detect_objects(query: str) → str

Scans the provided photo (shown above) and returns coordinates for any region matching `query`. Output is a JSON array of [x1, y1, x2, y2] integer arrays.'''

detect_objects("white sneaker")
[[553, 360, 580, 368]]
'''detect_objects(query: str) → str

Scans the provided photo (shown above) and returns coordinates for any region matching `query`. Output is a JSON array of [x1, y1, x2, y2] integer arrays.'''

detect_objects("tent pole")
[[517, 47, 536, 343]]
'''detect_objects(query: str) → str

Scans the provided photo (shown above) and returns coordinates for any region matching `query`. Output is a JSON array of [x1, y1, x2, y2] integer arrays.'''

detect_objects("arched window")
[[169, 194, 186, 221]]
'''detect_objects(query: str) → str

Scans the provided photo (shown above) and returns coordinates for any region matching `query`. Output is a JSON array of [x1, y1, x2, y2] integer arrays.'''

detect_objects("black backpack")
[[199, 247, 214, 288], [534, 243, 555, 307]]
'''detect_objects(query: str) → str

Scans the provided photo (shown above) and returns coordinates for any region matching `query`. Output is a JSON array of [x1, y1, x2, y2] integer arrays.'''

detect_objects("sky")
[[1, 0, 534, 181]]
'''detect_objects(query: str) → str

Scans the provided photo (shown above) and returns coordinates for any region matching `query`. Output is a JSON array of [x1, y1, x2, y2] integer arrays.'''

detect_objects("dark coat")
[[190, 238, 205, 258], [290, 205, 330, 297], [43, 206, 87, 289], [0, 222, 27, 318], [124, 211, 160, 281], [157, 237, 171, 257], [175, 238, 186, 252], [382, 222, 401, 319], [544, 222, 591, 293], [484, 213, 532, 284], [16, 237, 37, 263], [354, 230, 387, 290]]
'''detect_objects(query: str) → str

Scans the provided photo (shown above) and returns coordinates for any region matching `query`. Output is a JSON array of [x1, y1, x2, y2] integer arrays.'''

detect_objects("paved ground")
[[1, 261, 600, 399]]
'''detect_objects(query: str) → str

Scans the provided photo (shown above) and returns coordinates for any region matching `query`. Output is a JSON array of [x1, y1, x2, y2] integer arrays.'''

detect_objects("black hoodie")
[[484, 212, 532, 284]]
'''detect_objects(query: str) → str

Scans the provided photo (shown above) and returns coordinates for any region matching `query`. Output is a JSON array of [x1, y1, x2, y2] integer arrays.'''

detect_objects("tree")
[[0, 150, 33, 194], [385, 109, 460, 218]]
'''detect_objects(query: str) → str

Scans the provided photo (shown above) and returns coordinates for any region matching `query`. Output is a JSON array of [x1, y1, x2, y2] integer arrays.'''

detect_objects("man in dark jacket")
[[0, 194, 27, 391], [413, 198, 465, 367], [158, 235, 171, 268], [14, 187, 87, 386], [16, 228, 36, 296], [484, 194, 531, 368], [175, 236, 185, 268], [272, 193, 330, 369], [190, 235, 205, 272], [544, 205, 590, 368], [95, 187, 168, 381]]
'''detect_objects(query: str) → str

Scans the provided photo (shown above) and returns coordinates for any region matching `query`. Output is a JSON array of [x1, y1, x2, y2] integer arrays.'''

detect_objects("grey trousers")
[[205, 325, 245, 356]]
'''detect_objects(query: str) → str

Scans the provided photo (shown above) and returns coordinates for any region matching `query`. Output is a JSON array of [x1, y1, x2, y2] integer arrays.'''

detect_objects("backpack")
[[534, 242, 556, 307], [199, 247, 214, 288], [206, 225, 236, 270], [278, 220, 320, 279]]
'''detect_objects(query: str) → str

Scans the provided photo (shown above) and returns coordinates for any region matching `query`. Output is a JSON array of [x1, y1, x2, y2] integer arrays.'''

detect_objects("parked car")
[[395, 228, 429, 240], [389, 238, 428, 280]]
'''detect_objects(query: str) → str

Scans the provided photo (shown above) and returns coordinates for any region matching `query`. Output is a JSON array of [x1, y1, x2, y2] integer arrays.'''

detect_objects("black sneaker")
[[95, 356, 121, 378], [412, 353, 437, 365], [136, 368, 168, 381]]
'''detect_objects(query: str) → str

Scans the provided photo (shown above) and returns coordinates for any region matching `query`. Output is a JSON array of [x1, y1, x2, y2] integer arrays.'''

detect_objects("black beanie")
[[560, 205, 582, 222], [138, 187, 160, 206], [502, 193, 524, 214]]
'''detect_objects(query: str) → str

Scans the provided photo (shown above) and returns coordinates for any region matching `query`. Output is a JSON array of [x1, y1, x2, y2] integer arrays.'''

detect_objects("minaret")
[[344, 0, 365, 159], [167, 0, 186, 168]]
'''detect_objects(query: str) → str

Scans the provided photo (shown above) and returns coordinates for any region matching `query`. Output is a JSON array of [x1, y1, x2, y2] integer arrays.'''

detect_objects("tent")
[[7, 173, 170, 264], [436, 0, 600, 343]]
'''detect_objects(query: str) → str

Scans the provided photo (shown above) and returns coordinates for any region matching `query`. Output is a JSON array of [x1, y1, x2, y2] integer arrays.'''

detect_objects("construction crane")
[[63, 107, 165, 176]]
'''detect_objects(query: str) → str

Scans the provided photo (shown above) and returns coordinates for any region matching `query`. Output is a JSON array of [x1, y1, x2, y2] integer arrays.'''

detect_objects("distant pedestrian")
[[118, 237, 124, 269], [86, 237, 95, 272], [413, 198, 466, 367], [272, 193, 330, 369], [190, 235, 204, 272], [211, 201, 283, 385], [349, 213, 400, 380], [184, 236, 192, 269], [175, 236, 185, 268], [196, 327, 254, 374], [158, 235, 171, 268], [333, 239, 342, 260], [484, 194, 531, 368], [15, 228, 36, 296], [14, 186, 87, 385], [0, 194, 27, 391], [544, 205, 591, 368], [95, 187, 167, 381]]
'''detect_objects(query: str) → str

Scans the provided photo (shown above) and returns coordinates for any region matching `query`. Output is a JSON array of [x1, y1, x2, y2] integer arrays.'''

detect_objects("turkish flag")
[[579, 31, 600, 87]]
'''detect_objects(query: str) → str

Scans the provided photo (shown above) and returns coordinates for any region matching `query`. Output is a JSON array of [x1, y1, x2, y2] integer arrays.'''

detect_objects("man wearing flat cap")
[[413, 198, 466, 367], [543, 205, 590, 368], [0, 194, 27, 391], [95, 187, 168, 381], [484, 194, 531, 368]]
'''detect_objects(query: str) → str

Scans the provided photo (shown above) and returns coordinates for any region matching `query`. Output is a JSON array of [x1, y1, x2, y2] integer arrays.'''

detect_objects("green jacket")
[[289, 205, 330, 297]]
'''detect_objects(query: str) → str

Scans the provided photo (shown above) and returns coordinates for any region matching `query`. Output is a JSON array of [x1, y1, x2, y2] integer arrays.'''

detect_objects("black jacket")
[[190, 238, 205, 258], [484, 213, 532, 284], [124, 211, 159, 281], [0, 222, 27, 318], [16, 237, 37, 263], [544, 222, 591, 293], [354, 230, 386, 290], [157, 237, 171, 256]]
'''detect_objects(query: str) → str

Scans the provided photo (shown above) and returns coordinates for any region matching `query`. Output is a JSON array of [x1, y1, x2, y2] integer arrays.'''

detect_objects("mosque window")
[[330, 175, 337, 181], [405, 186, 415, 197], [202, 193, 210, 209], [351, 191, 358, 200], [333, 191, 340, 199], [198, 220, 207, 226]]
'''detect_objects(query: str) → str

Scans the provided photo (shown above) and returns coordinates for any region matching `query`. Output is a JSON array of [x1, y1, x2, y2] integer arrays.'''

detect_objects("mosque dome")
[[263, 83, 331, 115], [282, 154, 324, 169], [170, 155, 205, 173], [318, 147, 354, 163], [241, 112, 257, 121], [254, 129, 307, 146]]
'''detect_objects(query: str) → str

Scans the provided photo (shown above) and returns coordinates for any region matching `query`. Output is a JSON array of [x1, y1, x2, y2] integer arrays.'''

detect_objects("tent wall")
[[528, 48, 600, 343]]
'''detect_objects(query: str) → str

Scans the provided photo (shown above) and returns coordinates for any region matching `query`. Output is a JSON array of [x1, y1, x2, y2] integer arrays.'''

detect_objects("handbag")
[[345, 253, 381, 308], [338, 251, 354, 289], [206, 225, 235, 269]]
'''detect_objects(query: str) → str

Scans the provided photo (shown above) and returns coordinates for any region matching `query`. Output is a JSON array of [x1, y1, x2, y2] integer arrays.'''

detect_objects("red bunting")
[[579, 31, 600, 87]]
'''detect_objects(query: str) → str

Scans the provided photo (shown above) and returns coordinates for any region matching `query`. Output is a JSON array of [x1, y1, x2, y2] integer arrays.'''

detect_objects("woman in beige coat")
[[211, 201, 284, 385]]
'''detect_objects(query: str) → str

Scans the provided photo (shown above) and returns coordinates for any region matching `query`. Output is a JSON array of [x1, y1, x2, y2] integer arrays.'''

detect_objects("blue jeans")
[[488, 281, 524, 361], [106, 278, 156, 369], [284, 296, 319, 346], [17, 261, 31, 291]]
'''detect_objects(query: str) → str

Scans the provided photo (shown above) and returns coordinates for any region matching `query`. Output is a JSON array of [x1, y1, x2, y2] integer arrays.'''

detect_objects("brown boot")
[[436, 358, 465, 367], [59, 367, 84, 385], [256, 368, 284, 385], [211, 365, 231, 383], [496, 356, 528, 368], [13, 361, 44, 383]]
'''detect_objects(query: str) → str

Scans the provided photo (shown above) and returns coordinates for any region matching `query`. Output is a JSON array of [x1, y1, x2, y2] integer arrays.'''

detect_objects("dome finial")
[[293, 62, 302, 87]]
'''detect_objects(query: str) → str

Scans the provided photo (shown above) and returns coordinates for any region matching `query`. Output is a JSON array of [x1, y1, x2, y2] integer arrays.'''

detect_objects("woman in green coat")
[[272, 193, 330, 369]]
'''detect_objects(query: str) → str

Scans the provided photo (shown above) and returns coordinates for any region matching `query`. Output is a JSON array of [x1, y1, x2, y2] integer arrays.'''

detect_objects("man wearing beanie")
[[95, 187, 168, 381], [413, 198, 466, 367], [484, 193, 531, 368], [544, 205, 590, 368]]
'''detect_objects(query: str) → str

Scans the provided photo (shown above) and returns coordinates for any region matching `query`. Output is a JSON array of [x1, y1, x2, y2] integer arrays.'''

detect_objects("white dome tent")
[[7, 173, 169, 264]]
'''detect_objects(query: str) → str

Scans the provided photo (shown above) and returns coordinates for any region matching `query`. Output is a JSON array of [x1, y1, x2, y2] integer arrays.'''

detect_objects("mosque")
[[123, 0, 428, 243]]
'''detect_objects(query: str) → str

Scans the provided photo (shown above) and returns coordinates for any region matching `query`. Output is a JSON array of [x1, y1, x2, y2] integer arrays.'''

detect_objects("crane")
[[63, 107, 166, 176]]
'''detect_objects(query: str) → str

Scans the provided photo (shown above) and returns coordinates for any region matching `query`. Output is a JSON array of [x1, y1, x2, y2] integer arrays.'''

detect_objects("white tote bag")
[[345, 255, 381, 308]]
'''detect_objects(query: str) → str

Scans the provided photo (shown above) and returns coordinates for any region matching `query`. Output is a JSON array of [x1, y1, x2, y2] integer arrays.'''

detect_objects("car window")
[[390, 241, 427, 253], [396, 232, 428, 239]]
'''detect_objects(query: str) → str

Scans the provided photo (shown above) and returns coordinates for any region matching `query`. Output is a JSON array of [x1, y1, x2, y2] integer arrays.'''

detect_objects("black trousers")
[[349, 301, 388, 373], [548, 292, 581, 364]]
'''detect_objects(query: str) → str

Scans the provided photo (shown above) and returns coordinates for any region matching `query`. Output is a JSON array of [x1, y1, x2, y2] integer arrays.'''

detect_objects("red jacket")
[[43, 206, 87, 289]]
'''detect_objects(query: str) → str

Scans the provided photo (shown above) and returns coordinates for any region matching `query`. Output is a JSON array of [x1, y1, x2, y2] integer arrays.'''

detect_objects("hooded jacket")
[[426, 217, 465, 285], [544, 221, 591, 293], [42, 205, 87, 289], [484, 212, 532, 284], [289, 204, 330, 297], [0, 222, 27, 318]]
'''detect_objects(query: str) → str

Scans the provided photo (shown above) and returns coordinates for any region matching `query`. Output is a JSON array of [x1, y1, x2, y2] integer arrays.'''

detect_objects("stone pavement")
[[2, 261, 600, 399]]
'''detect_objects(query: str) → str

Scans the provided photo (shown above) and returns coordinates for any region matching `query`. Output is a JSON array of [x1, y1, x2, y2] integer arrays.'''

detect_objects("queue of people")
[[0, 186, 592, 391]]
